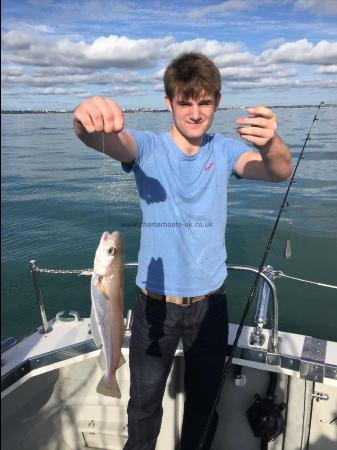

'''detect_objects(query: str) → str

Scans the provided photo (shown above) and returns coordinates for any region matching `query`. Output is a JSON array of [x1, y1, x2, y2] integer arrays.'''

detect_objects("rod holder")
[[125, 309, 133, 336], [227, 264, 279, 353]]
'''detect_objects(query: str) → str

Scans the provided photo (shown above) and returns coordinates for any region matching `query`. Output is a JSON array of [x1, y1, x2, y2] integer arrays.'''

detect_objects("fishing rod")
[[198, 101, 324, 449]]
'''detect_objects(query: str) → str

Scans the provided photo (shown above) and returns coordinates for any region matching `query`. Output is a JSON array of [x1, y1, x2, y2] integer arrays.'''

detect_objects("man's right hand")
[[73, 96, 137, 163], [73, 96, 124, 134]]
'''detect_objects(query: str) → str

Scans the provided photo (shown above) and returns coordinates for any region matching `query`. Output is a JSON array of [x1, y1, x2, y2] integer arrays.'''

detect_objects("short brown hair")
[[164, 52, 221, 101]]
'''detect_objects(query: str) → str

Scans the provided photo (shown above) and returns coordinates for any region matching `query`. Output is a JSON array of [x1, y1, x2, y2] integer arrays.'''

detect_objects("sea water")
[[1, 107, 337, 341]]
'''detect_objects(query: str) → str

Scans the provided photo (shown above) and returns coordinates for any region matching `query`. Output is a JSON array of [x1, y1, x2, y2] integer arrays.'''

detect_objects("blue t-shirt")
[[122, 131, 248, 296]]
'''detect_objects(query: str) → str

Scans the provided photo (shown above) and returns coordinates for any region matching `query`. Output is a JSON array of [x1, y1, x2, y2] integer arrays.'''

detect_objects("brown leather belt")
[[140, 285, 225, 307]]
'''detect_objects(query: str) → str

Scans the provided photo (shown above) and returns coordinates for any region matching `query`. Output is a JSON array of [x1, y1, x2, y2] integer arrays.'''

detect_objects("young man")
[[73, 52, 292, 450]]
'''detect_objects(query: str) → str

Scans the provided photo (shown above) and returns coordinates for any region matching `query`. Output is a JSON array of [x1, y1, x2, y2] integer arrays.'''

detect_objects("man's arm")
[[73, 96, 137, 163], [235, 106, 292, 182]]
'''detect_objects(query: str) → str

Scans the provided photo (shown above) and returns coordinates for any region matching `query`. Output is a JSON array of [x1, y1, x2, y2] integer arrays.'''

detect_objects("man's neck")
[[169, 128, 204, 156]]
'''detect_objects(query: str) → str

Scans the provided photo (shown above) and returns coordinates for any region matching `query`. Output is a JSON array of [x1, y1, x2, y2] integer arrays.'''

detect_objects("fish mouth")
[[102, 231, 122, 247], [110, 231, 121, 238]]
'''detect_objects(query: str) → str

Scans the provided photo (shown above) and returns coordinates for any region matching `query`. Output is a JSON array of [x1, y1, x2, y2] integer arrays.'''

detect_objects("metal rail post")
[[30, 260, 51, 334]]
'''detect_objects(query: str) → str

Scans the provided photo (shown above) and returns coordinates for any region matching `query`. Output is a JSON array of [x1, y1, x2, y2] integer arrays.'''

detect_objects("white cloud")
[[316, 64, 337, 74], [259, 39, 337, 65], [167, 38, 246, 65], [4, 31, 336, 74], [82, 35, 174, 69], [32, 87, 69, 94], [2, 31, 174, 69], [263, 38, 287, 49], [6, 21, 56, 34], [213, 51, 252, 67], [2, 86, 76, 96], [294, 0, 337, 16], [1, 65, 24, 76], [220, 65, 297, 80], [153, 69, 165, 81], [3, 85, 145, 98], [228, 78, 337, 90], [106, 86, 147, 97], [2, 31, 34, 50], [2, 29, 337, 103], [33, 66, 94, 76], [187, 0, 256, 20], [1, 31, 255, 73], [1, 69, 146, 87], [75, 91, 93, 98], [154, 83, 164, 92]]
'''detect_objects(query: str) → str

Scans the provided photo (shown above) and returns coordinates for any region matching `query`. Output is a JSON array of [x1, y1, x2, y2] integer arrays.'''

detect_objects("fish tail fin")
[[96, 374, 121, 399], [98, 352, 125, 370]]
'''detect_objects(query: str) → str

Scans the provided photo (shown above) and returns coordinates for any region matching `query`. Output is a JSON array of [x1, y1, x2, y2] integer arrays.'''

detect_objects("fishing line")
[[198, 101, 324, 449], [102, 131, 108, 229], [282, 150, 302, 259]]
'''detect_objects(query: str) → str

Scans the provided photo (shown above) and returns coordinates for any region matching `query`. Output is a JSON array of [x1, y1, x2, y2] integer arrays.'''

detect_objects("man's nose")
[[190, 105, 202, 121]]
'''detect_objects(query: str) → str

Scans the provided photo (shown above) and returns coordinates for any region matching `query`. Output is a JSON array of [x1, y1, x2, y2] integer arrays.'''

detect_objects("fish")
[[88, 231, 126, 398]]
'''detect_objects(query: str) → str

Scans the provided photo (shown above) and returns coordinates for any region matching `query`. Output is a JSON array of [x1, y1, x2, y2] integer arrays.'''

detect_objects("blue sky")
[[2, 0, 337, 110]]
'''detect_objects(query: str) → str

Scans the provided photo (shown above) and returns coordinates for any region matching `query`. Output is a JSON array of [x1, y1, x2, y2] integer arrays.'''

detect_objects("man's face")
[[165, 91, 220, 143]]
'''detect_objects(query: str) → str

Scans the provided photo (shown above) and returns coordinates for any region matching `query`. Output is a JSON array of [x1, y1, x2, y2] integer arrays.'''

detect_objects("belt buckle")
[[180, 296, 192, 307]]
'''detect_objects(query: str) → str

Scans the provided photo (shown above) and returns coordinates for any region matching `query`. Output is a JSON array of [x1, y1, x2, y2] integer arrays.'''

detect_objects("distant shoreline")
[[1, 104, 336, 114]]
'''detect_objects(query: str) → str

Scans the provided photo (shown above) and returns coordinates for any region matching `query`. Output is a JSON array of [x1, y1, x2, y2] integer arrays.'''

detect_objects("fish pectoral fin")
[[96, 374, 121, 399], [118, 353, 126, 369], [90, 308, 102, 348], [78, 270, 94, 276]]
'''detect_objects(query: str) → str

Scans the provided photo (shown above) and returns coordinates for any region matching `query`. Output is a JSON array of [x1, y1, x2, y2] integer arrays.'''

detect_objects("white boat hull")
[[2, 316, 337, 449]]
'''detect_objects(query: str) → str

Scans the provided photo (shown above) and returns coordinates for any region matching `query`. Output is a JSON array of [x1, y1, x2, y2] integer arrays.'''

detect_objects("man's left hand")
[[236, 105, 277, 150]]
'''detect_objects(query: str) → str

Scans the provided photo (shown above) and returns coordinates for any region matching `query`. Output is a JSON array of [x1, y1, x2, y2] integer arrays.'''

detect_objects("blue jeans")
[[124, 289, 228, 450]]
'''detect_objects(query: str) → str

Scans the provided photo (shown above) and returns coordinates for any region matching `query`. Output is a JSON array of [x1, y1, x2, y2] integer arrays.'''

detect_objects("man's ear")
[[215, 94, 221, 110], [165, 96, 173, 113]]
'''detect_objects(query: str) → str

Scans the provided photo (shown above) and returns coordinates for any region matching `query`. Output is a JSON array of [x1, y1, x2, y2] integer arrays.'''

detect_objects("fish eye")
[[107, 247, 116, 256]]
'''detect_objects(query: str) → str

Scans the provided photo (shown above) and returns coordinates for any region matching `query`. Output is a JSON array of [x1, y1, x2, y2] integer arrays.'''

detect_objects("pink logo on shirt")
[[204, 162, 215, 172]]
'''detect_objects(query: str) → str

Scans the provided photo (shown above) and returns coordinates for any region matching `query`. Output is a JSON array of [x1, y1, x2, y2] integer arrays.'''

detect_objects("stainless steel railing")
[[30, 260, 279, 352], [124, 262, 279, 351]]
